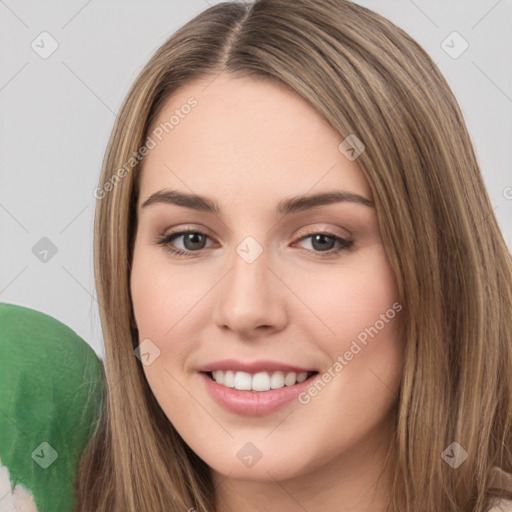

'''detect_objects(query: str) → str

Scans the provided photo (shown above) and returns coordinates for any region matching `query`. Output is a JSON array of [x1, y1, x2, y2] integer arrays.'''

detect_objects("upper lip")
[[198, 359, 316, 374]]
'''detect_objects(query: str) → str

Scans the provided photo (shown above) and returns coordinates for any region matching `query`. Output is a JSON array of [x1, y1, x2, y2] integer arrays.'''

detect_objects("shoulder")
[[488, 467, 512, 511], [489, 499, 512, 512]]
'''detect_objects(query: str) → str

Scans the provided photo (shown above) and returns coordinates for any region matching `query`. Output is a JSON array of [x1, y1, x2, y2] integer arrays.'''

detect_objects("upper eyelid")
[[162, 221, 352, 238], [162, 227, 350, 241]]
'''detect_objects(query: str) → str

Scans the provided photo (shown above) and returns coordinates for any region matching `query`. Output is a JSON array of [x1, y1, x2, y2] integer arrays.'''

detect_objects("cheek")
[[293, 247, 401, 349], [130, 249, 197, 416], [342, 261, 399, 340], [293, 254, 404, 447], [130, 246, 202, 339], [130, 244, 213, 389]]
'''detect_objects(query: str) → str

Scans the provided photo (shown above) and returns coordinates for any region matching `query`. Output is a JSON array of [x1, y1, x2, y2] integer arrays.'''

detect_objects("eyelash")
[[155, 229, 354, 259]]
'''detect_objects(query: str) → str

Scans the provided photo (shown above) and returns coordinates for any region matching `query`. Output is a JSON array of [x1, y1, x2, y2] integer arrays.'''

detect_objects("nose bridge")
[[226, 234, 273, 309], [213, 233, 286, 333]]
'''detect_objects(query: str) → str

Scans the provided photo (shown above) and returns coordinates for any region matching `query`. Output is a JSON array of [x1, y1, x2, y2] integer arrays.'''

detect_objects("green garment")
[[0, 303, 105, 512]]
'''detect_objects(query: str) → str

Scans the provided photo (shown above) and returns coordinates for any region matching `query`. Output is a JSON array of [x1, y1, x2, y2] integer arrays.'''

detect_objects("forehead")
[[137, 75, 371, 211]]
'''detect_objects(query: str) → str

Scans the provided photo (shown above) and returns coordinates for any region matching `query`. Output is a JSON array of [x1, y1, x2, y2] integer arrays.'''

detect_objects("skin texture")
[[130, 74, 406, 512]]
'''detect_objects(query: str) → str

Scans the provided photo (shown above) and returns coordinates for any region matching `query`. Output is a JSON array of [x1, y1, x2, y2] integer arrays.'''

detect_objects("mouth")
[[202, 370, 319, 392]]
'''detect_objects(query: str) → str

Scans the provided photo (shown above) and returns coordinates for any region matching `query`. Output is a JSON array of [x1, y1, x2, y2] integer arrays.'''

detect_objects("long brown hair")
[[74, 1, 512, 510]]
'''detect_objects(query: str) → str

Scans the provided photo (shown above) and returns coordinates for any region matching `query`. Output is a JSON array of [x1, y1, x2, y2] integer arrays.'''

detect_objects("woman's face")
[[130, 74, 405, 483]]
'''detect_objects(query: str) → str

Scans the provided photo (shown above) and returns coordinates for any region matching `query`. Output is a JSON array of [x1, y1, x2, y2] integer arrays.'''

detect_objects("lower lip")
[[199, 372, 317, 416]]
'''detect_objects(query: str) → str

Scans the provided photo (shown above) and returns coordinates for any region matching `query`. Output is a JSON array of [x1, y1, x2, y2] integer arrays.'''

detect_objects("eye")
[[294, 231, 354, 257], [155, 230, 213, 258], [155, 229, 354, 258]]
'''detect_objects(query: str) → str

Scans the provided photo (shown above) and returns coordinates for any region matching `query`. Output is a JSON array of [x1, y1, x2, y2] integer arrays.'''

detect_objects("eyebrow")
[[140, 189, 374, 215]]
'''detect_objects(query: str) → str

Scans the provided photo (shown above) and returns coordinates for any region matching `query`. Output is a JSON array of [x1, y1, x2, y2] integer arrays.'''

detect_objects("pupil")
[[185, 233, 205, 250], [312, 234, 334, 251]]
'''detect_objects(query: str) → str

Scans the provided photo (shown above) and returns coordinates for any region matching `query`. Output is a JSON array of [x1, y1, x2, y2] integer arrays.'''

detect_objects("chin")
[[189, 437, 319, 483]]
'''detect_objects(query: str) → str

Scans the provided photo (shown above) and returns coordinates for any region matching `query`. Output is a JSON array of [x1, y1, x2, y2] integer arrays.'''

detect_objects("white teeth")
[[296, 372, 308, 383], [212, 370, 224, 385], [270, 371, 285, 389], [223, 370, 235, 387], [252, 372, 271, 391], [210, 370, 312, 391], [234, 371, 252, 390], [284, 372, 296, 386]]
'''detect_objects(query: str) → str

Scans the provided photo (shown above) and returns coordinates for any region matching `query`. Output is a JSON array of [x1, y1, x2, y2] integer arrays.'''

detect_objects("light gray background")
[[1, 0, 511, 359]]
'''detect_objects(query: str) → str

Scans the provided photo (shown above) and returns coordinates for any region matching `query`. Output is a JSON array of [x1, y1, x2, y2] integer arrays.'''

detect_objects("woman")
[[75, 0, 512, 511]]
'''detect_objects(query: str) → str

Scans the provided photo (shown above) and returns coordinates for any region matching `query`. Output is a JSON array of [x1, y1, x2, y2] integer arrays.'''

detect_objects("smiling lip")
[[197, 359, 314, 374], [197, 359, 318, 416]]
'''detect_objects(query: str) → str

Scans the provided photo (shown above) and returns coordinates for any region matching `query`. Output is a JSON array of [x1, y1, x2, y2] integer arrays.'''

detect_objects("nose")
[[212, 243, 288, 339]]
